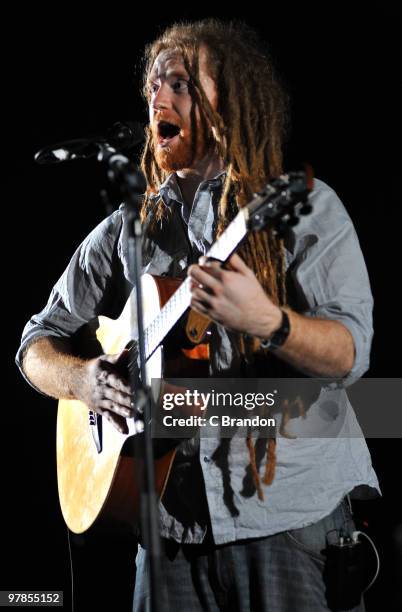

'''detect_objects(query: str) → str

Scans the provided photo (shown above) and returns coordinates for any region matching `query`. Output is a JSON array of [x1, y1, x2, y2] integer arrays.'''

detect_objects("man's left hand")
[[188, 253, 282, 338]]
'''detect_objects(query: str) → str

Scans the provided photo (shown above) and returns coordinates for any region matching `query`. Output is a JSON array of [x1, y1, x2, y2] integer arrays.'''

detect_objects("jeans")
[[133, 497, 365, 611]]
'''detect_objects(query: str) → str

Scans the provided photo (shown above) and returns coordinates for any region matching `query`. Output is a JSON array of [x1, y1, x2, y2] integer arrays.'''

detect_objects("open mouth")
[[157, 121, 181, 144]]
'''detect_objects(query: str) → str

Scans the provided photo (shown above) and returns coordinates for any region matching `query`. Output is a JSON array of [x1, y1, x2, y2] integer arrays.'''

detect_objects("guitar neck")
[[143, 169, 312, 359], [144, 209, 248, 359]]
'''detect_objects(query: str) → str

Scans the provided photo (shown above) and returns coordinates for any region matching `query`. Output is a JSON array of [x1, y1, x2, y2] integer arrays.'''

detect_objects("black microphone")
[[34, 121, 144, 165]]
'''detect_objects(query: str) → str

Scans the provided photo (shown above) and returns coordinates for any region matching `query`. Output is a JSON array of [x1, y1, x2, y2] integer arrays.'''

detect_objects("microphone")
[[34, 120, 144, 165]]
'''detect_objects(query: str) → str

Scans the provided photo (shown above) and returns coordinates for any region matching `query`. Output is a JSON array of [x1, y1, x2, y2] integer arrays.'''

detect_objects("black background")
[[3, 5, 401, 611]]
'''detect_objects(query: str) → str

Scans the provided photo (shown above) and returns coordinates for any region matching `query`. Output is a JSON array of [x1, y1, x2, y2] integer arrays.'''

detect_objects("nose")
[[152, 81, 172, 112]]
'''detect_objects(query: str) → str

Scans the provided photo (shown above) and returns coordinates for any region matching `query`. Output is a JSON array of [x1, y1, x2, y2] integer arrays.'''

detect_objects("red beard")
[[153, 131, 193, 173]]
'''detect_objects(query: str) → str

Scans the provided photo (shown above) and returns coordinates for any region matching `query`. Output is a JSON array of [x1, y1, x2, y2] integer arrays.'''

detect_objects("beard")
[[154, 132, 194, 173]]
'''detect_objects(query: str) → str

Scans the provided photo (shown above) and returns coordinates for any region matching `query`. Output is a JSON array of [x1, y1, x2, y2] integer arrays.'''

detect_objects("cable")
[[352, 530, 380, 592], [66, 527, 75, 612]]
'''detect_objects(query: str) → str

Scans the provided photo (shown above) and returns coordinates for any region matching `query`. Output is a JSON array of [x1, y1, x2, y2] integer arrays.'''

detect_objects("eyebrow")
[[148, 69, 189, 84]]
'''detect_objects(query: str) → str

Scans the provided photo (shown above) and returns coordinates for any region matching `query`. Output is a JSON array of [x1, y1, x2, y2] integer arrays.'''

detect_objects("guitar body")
[[57, 274, 209, 534]]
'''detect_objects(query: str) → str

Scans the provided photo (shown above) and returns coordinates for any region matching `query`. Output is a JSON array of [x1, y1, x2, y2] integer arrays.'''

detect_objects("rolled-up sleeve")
[[16, 209, 125, 388], [288, 179, 373, 384]]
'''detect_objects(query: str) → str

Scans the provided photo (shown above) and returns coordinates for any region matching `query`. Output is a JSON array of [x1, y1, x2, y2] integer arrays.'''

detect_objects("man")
[[17, 19, 379, 611]]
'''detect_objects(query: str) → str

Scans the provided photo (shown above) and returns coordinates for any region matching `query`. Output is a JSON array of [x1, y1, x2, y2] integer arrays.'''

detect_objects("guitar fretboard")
[[141, 170, 311, 359], [144, 209, 248, 359]]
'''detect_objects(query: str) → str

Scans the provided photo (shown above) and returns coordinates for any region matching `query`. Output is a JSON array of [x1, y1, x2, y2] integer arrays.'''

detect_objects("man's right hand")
[[78, 349, 134, 434], [23, 338, 134, 434]]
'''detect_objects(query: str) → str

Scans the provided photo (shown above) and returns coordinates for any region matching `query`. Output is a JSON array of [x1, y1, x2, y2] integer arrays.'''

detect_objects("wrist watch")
[[260, 309, 290, 350]]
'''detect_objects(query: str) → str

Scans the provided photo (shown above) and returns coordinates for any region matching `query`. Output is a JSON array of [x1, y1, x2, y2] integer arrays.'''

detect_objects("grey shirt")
[[16, 175, 380, 545]]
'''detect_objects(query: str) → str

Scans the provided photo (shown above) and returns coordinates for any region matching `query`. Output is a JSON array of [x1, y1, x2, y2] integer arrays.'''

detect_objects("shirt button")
[[203, 456, 210, 463]]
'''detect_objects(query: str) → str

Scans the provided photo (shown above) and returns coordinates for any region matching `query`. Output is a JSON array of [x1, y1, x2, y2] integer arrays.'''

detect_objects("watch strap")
[[260, 309, 290, 350]]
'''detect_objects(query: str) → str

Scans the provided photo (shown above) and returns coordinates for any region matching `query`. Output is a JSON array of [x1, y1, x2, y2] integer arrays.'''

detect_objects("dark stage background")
[[3, 6, 401, 611]]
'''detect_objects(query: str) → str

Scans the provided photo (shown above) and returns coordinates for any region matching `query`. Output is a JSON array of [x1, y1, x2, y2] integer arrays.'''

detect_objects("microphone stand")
[[97, 143, 168, 612]]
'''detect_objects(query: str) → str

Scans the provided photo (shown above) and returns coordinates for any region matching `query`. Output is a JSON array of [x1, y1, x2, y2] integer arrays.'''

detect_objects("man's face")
[[147, 47, 218, 173]]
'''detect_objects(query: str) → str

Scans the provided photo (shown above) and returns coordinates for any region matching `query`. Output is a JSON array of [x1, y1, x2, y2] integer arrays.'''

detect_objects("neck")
[[176, 152, 224, 207]]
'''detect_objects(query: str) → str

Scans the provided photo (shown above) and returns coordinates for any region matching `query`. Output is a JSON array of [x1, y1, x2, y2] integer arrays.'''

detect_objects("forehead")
[[148, 49, 188, 79]]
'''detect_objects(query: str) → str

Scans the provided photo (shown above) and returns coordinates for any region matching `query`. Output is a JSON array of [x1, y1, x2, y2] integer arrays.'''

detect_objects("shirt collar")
[[158, 170, 226, 207]]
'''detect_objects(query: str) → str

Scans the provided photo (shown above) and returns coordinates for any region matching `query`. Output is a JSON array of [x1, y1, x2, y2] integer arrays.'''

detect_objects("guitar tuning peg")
[[300, 203, 313, 215]]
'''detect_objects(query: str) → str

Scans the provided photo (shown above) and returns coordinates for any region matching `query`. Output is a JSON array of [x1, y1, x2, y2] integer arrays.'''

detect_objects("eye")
[[171, 79, 189, 93], [148, 82, 159, 95]]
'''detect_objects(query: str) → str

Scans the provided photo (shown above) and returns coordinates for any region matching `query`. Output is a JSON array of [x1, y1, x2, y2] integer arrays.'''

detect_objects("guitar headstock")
[[246, 167, 314, 236]]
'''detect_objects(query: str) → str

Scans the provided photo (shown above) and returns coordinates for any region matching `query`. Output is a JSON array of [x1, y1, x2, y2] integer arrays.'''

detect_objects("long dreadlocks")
[[140, 19, 290, 499]]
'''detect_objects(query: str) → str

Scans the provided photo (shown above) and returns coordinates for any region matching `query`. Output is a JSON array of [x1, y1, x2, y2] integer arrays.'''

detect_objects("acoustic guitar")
[[57, 171, 313, 533]]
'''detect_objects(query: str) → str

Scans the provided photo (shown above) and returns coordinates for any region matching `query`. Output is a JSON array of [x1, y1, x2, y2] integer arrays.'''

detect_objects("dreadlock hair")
[[140, 19, 290, 499]]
